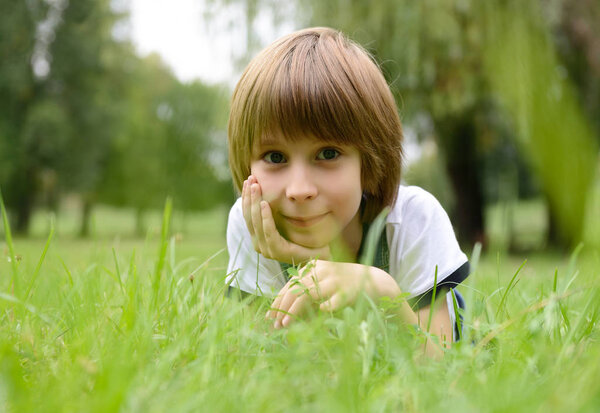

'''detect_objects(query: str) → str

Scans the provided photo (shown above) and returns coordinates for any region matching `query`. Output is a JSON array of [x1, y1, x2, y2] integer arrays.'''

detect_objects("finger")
[[295, 262, 336, 301], [305, 278, 336, 302], [275, 280, 307, 327], [243, 180, 260, 252], [242, 179, 255, 237], [282, 293, 312, 327], [298, 260, 319, 278], [267, 276, 299, 319], [242, 179, 260, 252], [267, 281, 291, 319], [260, 201, 285, 254], [320, 293, 346, 312], [267, 274, 333, 320], [250, 183, 267, 249]]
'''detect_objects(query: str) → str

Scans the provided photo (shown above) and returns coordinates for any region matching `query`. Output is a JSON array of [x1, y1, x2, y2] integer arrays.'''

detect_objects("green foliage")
[[404, 148, 456, 213], [97, 55, 232, 214], [482, 1, 599, 247], [0, 189, 18, 294], [0, 0, 231, 234]]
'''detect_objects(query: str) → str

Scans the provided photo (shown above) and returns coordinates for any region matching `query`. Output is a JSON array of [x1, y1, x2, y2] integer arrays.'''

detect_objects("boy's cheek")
[[257, 182, 280, 205], [273, 217, 289, 238], [261, 190, 279, 204], [248, 169, 278, 202]]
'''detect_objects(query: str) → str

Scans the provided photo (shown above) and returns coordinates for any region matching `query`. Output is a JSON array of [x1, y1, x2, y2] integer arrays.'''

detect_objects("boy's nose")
[[286, 166, 317, 202]]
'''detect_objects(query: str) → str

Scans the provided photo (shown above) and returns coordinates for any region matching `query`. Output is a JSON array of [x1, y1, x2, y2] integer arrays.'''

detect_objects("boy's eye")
[[316, 148, 340, 160], [263, 151, 286, 164]]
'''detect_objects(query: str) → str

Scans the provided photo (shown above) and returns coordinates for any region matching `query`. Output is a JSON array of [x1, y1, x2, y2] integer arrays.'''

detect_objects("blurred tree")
[[95, 54, 175, 235], [161, 81, 232, 212], [46, 0, 130, 236], [483, 0, 598, 248], [97, 54, 232, 235], [1, 0, 232, 237], [555, 0, 600, 138], [0, 0, 127, 235], [0, 0, 47, 233]]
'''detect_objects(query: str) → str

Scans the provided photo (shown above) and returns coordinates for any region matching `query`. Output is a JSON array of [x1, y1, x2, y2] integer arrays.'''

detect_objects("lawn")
[[1, 202, 599, 412]]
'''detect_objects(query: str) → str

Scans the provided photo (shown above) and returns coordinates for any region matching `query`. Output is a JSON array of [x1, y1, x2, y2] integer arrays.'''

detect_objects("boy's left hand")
[[266, 260, 401, 328]]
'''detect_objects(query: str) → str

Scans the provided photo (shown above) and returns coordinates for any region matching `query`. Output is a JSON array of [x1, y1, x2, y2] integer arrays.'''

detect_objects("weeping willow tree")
[[482, 0, 599, 248]]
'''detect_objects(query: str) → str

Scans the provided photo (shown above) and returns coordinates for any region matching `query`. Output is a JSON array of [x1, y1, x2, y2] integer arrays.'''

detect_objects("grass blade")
[[451, 288, 462, 342], [59, 256, 74, 286], [112, 247, 124, 293], [495, 259, 527, 319], [153, 197, 173, 304], [0, 292, 53, 324], [360, 207, 389, 266], [0, 188, 19, 295], [426, 265, 439, 334], [24, 217, 55, 301]]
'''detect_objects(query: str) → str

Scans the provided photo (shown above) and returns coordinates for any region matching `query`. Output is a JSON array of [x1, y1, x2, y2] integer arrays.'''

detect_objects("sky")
[[128, 0, 242, 85], [127, 0, 294, 86]]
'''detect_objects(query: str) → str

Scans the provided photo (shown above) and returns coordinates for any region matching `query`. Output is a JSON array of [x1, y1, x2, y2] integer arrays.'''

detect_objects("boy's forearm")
[[367, 266, 449, 357], [365, 266, 418, 325]]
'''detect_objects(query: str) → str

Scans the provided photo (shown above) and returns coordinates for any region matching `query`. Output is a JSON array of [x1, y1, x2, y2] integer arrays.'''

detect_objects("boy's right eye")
[[263, 151, 286, 164]]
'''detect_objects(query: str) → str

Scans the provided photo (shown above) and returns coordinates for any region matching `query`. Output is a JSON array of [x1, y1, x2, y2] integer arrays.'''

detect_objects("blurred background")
[[0, 0, 598, 254]]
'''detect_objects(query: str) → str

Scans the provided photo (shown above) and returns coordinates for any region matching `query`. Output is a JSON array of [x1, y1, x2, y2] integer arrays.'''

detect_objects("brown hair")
[[228, 27, 403, 222]]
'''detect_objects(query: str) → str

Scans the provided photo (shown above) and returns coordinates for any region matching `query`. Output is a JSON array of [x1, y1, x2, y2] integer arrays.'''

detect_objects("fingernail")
[[282, 315, 290, 327], [274, 320, 281, 329]]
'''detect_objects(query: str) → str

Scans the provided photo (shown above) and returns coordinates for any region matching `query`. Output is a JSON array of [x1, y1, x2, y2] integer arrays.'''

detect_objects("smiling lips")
[[282, 212, 329, 227]]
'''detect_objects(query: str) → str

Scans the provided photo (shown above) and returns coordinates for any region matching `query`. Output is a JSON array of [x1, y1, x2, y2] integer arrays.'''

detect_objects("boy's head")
[[228, 27, 403, 222]]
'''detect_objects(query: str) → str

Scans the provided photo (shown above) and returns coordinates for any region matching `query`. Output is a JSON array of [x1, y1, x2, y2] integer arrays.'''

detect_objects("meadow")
[[1, 201, 599, 412]]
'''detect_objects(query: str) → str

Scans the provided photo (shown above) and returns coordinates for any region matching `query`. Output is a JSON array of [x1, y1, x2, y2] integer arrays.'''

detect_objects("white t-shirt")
[[225, 185, 468, 300]]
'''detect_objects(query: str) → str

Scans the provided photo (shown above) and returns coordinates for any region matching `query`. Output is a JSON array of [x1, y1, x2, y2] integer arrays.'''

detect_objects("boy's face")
[[250, 134, 363, 249]]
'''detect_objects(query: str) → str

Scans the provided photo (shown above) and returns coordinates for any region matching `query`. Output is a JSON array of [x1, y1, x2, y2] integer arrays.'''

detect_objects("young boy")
[[225, 27, 469, 349]]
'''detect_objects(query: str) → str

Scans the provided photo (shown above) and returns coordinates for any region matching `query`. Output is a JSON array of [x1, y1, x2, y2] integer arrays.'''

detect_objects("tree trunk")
[[80, 198, 93, 238], [135, 207, 145, 237], [546, 197, 571, 250], [436, 115, 487, 249], [14, 192, 33, 236], [12, 166, 36, 236]]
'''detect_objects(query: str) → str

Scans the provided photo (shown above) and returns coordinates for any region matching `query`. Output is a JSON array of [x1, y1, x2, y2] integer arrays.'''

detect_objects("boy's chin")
[[285, 232, 331, 251]]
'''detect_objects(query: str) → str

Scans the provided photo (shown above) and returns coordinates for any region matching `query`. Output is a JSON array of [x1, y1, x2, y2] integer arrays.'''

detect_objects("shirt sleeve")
[[225, 198, 286, 296], [387, 187, 469, 300]]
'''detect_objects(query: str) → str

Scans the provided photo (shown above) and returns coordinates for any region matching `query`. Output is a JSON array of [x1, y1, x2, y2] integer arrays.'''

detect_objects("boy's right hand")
[[242, 176, 331, 265]]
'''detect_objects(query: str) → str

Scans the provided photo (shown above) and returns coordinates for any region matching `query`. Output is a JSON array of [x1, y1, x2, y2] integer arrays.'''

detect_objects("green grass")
[[1, 203, 600, 412]]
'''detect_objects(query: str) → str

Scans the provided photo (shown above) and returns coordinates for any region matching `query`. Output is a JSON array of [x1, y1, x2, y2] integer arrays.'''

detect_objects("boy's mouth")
[[282, 212, 329, 228]]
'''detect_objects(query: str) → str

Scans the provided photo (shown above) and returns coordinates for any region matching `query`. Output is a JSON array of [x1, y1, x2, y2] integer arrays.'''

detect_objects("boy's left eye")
[[316, 148, 340, 160]]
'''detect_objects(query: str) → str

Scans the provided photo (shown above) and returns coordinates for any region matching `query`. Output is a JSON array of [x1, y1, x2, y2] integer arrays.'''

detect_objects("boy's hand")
[[266, 260, 401, 328], [242, 176, 330, 264]]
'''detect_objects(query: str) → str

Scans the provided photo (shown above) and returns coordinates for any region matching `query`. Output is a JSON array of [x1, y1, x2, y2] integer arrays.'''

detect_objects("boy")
[[225, 27, 469, 350]]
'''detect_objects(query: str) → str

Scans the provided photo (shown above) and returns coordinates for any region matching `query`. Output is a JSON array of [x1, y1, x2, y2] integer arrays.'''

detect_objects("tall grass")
[[1, 196, 599, 412]]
